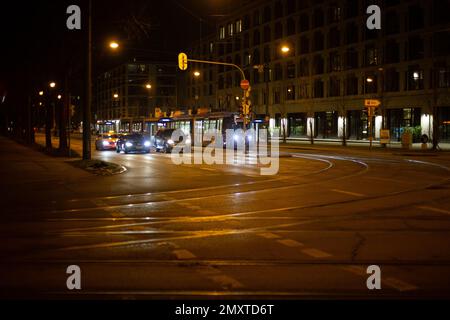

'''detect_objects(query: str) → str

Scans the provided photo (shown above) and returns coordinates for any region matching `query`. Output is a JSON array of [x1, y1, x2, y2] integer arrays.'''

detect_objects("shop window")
[[313, 79, 324, 98]]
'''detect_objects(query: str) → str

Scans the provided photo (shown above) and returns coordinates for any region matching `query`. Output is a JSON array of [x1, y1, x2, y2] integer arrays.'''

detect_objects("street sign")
[[240, 79, 250, 90], [380, 129, 390, 144], [178, 52, 188, 71], [365, 99, 381, 107]]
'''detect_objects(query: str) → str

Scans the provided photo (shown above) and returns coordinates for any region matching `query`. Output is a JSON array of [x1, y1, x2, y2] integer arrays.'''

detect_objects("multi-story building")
[[95, 61, 178, 132], [185, 0, 450, 143]]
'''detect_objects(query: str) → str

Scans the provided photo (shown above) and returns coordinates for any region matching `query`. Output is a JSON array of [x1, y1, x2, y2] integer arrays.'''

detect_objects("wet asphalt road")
[[1, 135, 450, 299]]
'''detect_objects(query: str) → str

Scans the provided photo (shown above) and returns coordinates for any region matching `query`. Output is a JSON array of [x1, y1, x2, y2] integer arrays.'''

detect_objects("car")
[[95, 133, 118, 151], [153, 129, 191, 153], [116, 133, 151, 154]]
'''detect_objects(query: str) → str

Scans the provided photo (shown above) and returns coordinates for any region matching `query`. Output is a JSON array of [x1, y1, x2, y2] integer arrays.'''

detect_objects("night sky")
[[0, 0, 246, 104]]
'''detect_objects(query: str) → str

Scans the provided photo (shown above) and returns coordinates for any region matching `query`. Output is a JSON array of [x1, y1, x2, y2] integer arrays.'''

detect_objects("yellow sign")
[[178, 53, 188, 71], [380, 129, 390, 144], [365, 99, 381, 107]]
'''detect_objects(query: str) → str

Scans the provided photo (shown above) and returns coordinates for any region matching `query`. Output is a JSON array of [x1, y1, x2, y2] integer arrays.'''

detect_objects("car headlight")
[[125, 142, 133, 147], [168, 139, 175, 145], [102, 141, 109, 146], [144, 141, 151, 147]]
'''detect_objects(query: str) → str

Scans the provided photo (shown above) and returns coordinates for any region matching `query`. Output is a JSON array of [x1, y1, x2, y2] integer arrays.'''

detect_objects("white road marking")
[[331, 189, 365, 197], [172, 249, 196, 260], [417, 205, 450, 215], [258, 232, 282, 239], [341, 266, 366, 276], [277, 239, 304, 248], [301, 248, 333, 258]]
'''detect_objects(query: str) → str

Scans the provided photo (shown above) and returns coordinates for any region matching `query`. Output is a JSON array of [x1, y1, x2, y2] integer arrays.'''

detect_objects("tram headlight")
[[144, 141, 151, 147], [126, 142, 133, 147], [185, 138, 191, 145]]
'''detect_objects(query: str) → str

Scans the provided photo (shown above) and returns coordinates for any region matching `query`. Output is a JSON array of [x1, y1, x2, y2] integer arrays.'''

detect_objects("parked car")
[[116, 133, 151, 154], [153, 129, 190, 153], [95, 133, 118, 151]]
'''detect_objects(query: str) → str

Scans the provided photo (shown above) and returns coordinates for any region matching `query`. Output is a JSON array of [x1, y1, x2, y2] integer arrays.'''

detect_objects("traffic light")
[[178, 53, 188, 71]]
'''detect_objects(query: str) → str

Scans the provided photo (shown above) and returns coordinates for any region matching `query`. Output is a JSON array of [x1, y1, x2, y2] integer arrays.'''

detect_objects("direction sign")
[[178, 53, 188, 71], [365, 99, 381, 107]]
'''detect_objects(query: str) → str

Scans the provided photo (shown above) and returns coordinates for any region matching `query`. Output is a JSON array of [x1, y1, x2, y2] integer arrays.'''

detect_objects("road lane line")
[[277, 239, 304, 248], [384, 277, 418, 292], [301, 248, 333, 258], [331, 189, 365, 197], [416, 205, 450, 215], [172, 249, 196, 260], [258, 233, 281, 239]]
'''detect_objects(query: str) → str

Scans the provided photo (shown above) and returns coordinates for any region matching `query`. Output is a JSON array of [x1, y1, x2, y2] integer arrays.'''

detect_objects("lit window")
[[228, 23, 234, 36], [235, 19, 242, 33], [219, 26, 225, 39]]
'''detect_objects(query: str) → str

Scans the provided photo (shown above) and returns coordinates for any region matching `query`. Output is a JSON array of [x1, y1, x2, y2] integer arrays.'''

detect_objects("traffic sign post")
[[364, 100, 380, 150]]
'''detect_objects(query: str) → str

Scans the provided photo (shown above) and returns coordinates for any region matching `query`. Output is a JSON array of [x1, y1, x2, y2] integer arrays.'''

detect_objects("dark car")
[[116, 133, 151, 154], [153, 129, 191, 153]]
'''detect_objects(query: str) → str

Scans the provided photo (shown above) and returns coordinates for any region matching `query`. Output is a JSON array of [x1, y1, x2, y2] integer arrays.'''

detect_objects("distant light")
[[49, 82, 56, 88], [366, 77, 374, 83], [39, 91, 44, 96], [39, 102, 42, 106], [413, 72, 420, 80], [113, 93, 119, 99], [235, 96, 240, 100], [109, 41, 119, 49], [281, 46, 290, 53], [145, 83, 152, 89], [57, 95, 62, 100], [194, 71, 201, 77]]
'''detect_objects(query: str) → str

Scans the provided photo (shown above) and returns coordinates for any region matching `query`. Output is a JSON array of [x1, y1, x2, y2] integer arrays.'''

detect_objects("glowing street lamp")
[[113, 93, 119, 99], [109, 41, 120, 50], [145, 83, 152, 90], [49, 82, 56, 88], [366, 77, 374, 83], [57, 95, 62, 100], [193, 71, 201, 77], [39, 91, 44, 96], [281, 45, 290, 54]]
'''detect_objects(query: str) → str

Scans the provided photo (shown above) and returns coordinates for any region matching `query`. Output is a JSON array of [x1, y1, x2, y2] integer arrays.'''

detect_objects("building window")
[[365, 45, 379, 66], [298, 82, 309, 99], [314, 79, 324, 98], [264, 46, 271, 63], [329, 52, 342, 72], [274, 63, 283, 80], [345, 0, 358, 18], [287, 62, 296, 78], [313, 8, 324, 28], [298, 58, 309, 77], [313, 31, 324, 51], [406, 68, 424, 90], [345, 48, 358, 69], [328, 27, 340, 48], [209, 42, 214, 54], [274, 1, 283, 18], [438, 68, 450, 88], [313, 55, 324, 74], [385, 68, 400, 92], [328, 4, 341, 23], [299, 35, 310, 54], [275, 22, 283, 39], [345, 22, 358, 44], [263, 6, 271, 23], [346, 74, 358, 95], [219, 26, 225, 39], [287, 18, 295, 35], [235, 19, 242, 33], [286, 85, 295, 100], [253, 29, 260, 46], [264, 26, 271, 43], [407, 5, 424, 31], [406, 36, 424, 61], [273, 88, 281, 104], [329, 77, 340, 97], [227, 23, 234, 37], [385, 40, 400, 64], [299, 13, 309, 32], [385, 11, 400, 35], [253, 10, 261, 27]]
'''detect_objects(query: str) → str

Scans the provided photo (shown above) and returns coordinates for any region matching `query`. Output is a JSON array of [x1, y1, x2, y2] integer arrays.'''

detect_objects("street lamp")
[[109, 41, 120, 50], [193, 71, 201, 77], [145, 83, 152, 90], [281, 45, 290, 54], [39, 91, 44, 96], [49, 82, 56, 88], [57, 95, 62, 100], [366, 77, 374, 83], [113, 93, 119, 99]]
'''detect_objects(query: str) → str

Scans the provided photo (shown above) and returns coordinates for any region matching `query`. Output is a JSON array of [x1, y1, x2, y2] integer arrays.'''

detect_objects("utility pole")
[[83, 0, 92, 160]]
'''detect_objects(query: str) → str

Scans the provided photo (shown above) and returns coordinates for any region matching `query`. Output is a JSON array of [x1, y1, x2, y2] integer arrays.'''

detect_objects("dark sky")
[[0, 0, 247, 101]]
